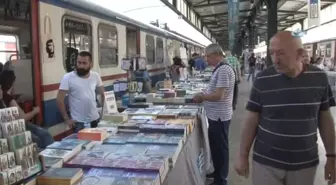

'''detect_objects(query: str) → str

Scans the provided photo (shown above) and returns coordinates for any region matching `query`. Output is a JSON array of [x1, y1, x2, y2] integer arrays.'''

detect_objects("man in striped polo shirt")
[[193, 44, 235, 185], [235, 31, 336, 185]]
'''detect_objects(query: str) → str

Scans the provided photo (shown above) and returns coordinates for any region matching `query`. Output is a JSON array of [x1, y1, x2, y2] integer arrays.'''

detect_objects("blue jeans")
[[73, 119, 100, 133], [26, 122, 54, 149], [208, 118, 231, 185]]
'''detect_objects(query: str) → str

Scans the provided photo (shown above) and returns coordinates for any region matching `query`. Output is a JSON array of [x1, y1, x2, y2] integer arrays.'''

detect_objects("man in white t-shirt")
[[56, 51, 105, 132]]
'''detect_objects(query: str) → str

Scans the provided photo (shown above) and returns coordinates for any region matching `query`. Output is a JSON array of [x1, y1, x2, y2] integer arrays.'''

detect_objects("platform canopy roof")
[[178, 0, 336, 48]]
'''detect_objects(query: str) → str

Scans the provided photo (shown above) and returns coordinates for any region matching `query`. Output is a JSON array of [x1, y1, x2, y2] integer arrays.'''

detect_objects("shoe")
[[206, 172, 215, 179]]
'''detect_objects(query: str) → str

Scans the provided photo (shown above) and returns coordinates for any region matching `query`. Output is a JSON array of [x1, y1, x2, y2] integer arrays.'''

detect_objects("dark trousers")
[[208, 118, 231, 185], [26, 122, 54, 149], [73, 119, 99, 133]]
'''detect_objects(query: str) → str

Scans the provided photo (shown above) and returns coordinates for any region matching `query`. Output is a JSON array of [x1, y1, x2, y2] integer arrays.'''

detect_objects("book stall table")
[[34, 104, 211, 185], [0, 107, 43, 185]]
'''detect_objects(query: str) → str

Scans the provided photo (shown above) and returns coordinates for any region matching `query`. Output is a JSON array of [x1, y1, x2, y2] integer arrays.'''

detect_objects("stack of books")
[[0, 107, 41, 184]]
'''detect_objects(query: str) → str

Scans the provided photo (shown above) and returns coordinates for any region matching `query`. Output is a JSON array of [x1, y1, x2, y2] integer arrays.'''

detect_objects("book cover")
[[115, 144, 148, 156], [2, 122, 14, 137], [103, 133, 137, 144], [25, 131, 33, 145], [38, 168, 82, 180], [7, 167, 16, 184], [0, 139, 9, 154], [90, 144, 121, 153], [18, 119, 26, 133], [10, 107, 19, 120], [14, 147, 28, 170], [30, 144, 39, 165], [77, 151, 110, 159], [47, 141, 81, 151], [15, 165, 23, 182], [145, 119, 167, 125], [0, 154, 9, 171], [12, 120, 20, 135], [25, 146, 34, 168], [39, 149, 72, 160], [0, 171, 8, 185], [6, 152, 15, 169], [145, 145, 177, 156], [42, 157, 63, 168], [78, 128, 109, 141]]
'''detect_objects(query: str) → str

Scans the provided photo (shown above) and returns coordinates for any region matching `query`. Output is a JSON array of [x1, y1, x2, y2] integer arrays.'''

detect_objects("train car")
[[303, 39, 336, 64], [0, 0, 205, 139]]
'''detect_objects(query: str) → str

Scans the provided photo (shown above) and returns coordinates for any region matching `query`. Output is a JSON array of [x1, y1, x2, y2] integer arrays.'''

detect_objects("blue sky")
[[89, 0, 212, 46]]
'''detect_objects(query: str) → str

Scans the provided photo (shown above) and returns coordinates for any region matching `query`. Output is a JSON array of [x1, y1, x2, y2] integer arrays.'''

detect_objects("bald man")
[[235, 31, 336, 185]]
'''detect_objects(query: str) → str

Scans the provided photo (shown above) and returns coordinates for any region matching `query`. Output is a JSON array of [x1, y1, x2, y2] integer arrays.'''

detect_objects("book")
[[77, 150, 110, 159], [1, 122, 14, 138], [42, 157, 63, 168], [78, 128, 109, 141], [15, 165, 23, 182], [60, 139, 95, 150], [39, 149, 74, 162], [8, 132, 27, 151], [15, 147, 29, 170], [18, 119, 26, 133], [37, 168, 83, 185], [103, 133, 137, 145], [0, 139, 9, 154], [0, 171, 8, 185], [114, 144, 148, 156], [0, 154, 9, 171], [127, 133, 183, 145], [117, 122, 141, 133], [90, 144, 122, 153], [139, 124, 185, 135], [6, 152, 15, 169], [7, 167, 16, 184], [47, 141, 82, 152]]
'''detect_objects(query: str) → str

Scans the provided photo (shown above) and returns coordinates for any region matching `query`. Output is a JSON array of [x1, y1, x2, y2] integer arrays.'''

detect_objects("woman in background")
[[0, 70, 54, 148], [170, 56, 185, 83]]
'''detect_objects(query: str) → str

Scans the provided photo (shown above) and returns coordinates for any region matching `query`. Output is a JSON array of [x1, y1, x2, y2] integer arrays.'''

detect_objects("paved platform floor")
[[206, 80, 335, 185]]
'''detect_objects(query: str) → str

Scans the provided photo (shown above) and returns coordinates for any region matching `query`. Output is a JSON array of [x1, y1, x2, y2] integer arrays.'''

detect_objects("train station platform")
[[205, 79, 335, 185]]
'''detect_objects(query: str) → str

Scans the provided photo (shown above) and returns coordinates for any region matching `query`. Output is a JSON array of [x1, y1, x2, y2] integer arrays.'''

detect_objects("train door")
[[126, 27, 137, 57], [0, 0, 40, 121]]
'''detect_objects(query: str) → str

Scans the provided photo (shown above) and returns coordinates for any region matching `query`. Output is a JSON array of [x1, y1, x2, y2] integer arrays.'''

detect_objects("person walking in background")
[[235, 31, 336, 185], [302, 49, 310, 64], [247, 53, 256, 82], [225, 50, 241, 83], [188, 53, 197, 75], [170, 56, 186, 83], [193, 44, 235, 185], [194, 53, 207, 72]]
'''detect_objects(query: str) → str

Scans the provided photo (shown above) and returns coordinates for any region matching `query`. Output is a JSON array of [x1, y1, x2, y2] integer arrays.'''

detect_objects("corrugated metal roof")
[[184, 0, 335, 47]]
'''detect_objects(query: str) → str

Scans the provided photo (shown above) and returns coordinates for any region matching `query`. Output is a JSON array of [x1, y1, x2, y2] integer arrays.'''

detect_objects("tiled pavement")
[[205, 80, 336, 185]]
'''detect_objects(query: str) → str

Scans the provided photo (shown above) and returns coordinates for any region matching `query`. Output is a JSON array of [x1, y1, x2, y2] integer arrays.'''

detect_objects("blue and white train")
[[1, 0, 205, 139]]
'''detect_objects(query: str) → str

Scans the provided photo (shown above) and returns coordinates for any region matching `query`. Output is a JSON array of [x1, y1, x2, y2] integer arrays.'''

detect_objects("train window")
[[98, 24, 118, 67], [62, 17, 92, 71], [156, 38, 164, 63], [326, 43, 332, 58], [0, 34, 18, 63], [146, 35, 155, 64]]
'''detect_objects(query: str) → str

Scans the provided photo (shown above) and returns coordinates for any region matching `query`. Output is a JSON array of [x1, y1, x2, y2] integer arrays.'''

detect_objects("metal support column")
[[266, 0, 278, 66], [248, 24, 253, 51]]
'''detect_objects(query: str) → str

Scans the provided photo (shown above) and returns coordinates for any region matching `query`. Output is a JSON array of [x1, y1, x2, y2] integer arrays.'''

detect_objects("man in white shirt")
[[56, 51, 105, 132]]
